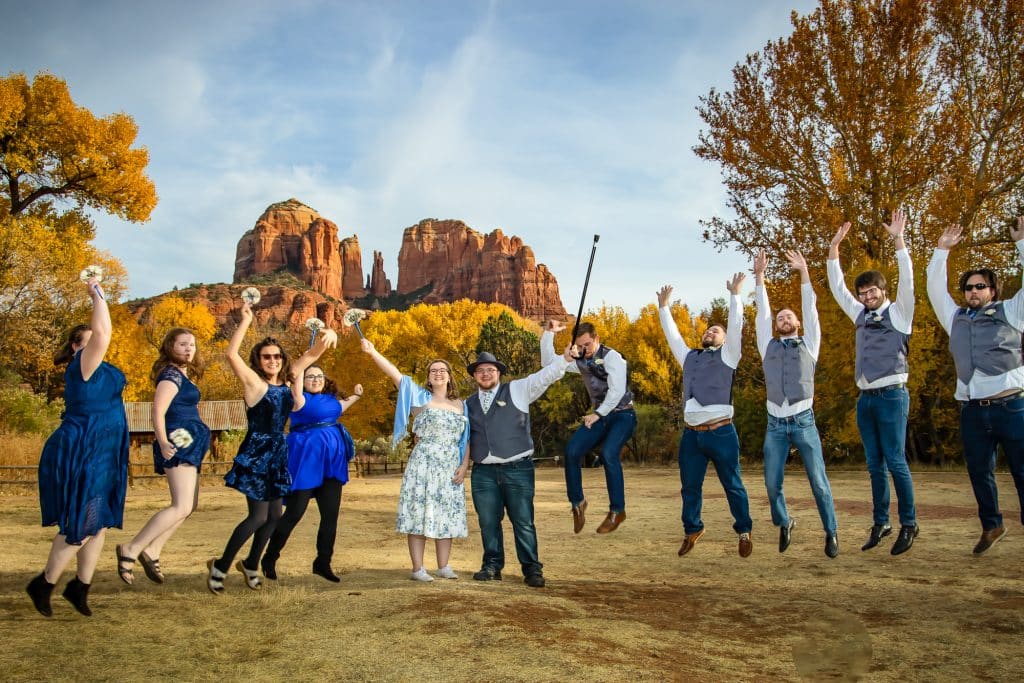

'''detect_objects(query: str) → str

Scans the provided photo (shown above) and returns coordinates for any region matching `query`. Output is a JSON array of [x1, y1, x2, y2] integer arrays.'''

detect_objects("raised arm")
[[753, 250, 772, 358], [826, 221, 862, 323], [290, 329, 339, 411], [79, 278, 111, 381], [721, 272, 746, 368], [515, 343, 574, 406], [888, 212, 915, 330], [657, 284, 692, 367], [340, 384, 363, 413], [226, 302, 268, 399], [1006, 217, 1024, 328], [926, 224, 963, 335], [361, 338, 403, 389], [788, 250, 820, 360], [541, 319, 576, 373]]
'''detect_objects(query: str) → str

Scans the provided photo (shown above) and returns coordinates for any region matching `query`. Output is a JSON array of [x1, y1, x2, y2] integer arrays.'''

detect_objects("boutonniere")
[[984, 309, 996, 316], [871, 312, 883, 322], [593, 358, 605, 366], [495, 400, 507, 407]]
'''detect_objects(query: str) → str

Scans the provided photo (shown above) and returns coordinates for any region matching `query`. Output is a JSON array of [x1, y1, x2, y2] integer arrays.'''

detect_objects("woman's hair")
[[249, 337, 292, 383], [151, 327, 205, 382], [425, 358, 460, 400], [54, 324, 91, 365], [302, 364, 338, 398]]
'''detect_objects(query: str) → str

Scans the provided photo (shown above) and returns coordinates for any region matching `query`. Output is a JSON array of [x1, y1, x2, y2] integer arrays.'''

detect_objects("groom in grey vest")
[[753, 248, 838, 558], [466, 346, 573, 588], [927, 217, 1024, 554]]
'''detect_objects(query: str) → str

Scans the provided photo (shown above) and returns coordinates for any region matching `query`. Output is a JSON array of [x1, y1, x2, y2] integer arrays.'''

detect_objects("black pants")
[[263, 479, 344, 565], [214, 497, 283, 573]]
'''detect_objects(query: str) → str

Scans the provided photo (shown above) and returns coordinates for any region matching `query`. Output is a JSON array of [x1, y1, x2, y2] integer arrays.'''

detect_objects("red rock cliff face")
[[396, 219, 565, 318], [234, 199, 353, 300], [339, 236, 366, 299]]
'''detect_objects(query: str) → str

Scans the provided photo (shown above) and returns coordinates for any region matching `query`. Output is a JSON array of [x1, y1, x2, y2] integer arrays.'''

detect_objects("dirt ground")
[[1, 466, 1022, 682]]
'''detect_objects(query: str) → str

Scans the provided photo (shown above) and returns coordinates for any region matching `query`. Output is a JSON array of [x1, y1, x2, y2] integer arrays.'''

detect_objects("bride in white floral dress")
[[362, 339, 470, 582]]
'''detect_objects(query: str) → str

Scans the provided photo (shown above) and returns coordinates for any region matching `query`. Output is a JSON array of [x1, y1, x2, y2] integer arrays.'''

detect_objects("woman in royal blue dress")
[[206, 301, 335, 593], [27, 277, 129, 617], [260, 365, 362, 583], [115, 327, 211, 585]]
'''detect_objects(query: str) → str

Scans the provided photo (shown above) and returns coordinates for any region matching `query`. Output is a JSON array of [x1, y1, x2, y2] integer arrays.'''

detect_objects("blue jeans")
[[763, 409, 837, 534], [470, 459, 542, 576], [564, 409, 636, 512], [960, 397, 1024, 530], [856, 386, 916, 526], [678, 422, 752, 535]]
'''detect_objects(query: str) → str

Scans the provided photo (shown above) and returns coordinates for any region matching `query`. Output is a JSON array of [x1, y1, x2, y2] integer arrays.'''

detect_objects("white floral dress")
[[395, 407, 469, 539]]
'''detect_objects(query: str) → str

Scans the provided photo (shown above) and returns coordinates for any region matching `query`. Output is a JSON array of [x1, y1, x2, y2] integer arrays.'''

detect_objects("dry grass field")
[[1, 466, 1022, 682]]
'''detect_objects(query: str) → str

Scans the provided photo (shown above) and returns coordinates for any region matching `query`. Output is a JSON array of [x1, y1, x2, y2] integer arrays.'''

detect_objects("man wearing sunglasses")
[[828, 210, 919, 555], [926, 217, 1024, 554], [541, 320, 636, 535]]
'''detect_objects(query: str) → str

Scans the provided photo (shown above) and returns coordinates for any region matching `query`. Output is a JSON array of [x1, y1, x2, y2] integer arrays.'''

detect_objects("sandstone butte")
[[232, 199, 566, 319]]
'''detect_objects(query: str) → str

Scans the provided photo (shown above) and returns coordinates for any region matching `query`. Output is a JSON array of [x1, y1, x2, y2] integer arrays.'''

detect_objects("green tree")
[[474, 311, 539, 378]]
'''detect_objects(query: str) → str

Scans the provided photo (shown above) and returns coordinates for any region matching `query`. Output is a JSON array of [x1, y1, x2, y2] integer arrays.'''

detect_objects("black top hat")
[[466, 352, 508, 376]]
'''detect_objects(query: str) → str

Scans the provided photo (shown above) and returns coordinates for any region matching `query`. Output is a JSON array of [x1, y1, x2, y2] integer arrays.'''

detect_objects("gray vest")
[[763, 338, 815, 405], [854, 307, 909, 382], [575, 345, 634, 411], [682, 348, 734, 406], [466, 383, 533, 463], [949, 302, 1023, 384]]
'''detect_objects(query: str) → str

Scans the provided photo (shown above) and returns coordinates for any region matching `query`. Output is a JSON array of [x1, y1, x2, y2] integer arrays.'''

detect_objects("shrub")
[[0, 385, 63, 435]]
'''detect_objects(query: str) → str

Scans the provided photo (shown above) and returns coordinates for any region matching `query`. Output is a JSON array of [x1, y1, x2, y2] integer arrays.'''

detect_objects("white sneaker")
[[435, 565, 458, 580], [410, 568, 434, 582]]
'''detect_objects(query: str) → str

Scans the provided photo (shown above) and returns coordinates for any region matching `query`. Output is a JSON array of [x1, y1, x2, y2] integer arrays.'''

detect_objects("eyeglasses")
[[260, 353, 283, 360], [428, 368, 449, 375], [963, 283, 989, 292], [474, 367, 498, 375], [857, 287, 883, 299], [304, 374, 325, 381]]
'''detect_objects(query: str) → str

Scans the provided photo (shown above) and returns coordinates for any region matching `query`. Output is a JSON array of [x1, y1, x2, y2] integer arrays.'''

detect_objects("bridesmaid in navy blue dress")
[[116, 328, 211, 585], [261, 365, 363, 583], [27, 277, 129, 618], [206, 301, 337, 593]]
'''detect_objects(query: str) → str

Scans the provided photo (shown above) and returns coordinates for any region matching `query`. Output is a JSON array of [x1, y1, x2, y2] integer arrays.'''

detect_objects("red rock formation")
[[369, 250, 392, 297], [339, 236, 366, 299], [396, 219, 565, 318]]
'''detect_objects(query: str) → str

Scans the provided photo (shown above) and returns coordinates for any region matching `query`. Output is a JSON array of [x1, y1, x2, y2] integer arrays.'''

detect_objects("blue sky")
[[3, 0, 817, 317]]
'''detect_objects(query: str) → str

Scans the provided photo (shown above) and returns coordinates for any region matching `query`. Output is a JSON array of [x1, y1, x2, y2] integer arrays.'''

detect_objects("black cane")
[[570, 234, 600, 349]]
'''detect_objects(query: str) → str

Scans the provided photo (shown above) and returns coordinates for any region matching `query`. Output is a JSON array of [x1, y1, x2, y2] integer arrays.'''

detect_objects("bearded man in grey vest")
[[466, 347, 573, 588], [658, 273, 754, 558], [541, 320, 636, 535], [828, 209, 919, 555], [753, 248, 838, 558], [926, 217, 1024, 554]]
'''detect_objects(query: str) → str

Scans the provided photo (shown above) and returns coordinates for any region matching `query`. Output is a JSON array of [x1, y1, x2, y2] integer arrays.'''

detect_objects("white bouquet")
[[343, 308, 368, 339], [305, 317, 326, 347], [240, 287, 262, 305], [168, 428, 194, 449], [79, 265, 104, 282]]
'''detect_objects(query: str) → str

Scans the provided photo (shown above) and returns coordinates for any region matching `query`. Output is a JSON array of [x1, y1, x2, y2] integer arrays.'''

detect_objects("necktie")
[[481, 391, 494, 413]]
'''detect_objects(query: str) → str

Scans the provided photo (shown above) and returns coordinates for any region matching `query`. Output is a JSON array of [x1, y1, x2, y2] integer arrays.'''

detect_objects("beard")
[[701, 339, 715, 349]]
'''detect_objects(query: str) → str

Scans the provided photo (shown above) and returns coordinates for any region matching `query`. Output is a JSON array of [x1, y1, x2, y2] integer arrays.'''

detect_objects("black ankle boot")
[[312, 559, 340, 583], [260, 556, 277, 581], [26, 573, 55, 617], [62, 576, 92, 616]]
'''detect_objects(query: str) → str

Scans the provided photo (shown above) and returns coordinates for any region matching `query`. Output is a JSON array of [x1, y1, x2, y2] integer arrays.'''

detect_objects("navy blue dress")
[[152, 366, 212, 474], [224, 383, 294, 501], [38, 352, 130, 545], [286, 392, 355, 490]]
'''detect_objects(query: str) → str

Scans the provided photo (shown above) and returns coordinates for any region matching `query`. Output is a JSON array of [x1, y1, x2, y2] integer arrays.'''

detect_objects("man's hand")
[[785, 249, 809, 284], [753, 249, 768, 282], [545, 319, 566, 333], [883, 209, 907, 238], [657, 285, 673, 308], [582, 413, 601, 429], [936, 224, 964, 251], [562, 343, 575, 362], [726, 272, 746, 296]]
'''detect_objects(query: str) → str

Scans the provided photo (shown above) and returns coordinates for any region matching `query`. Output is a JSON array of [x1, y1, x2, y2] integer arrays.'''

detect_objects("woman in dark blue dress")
[[115, 328, 211, 585], [261, 365, 362, 583], [27, 277, 129, 618], [206, 301, 337, 593]]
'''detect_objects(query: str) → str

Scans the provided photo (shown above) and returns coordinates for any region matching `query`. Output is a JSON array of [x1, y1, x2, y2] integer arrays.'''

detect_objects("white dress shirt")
[[926, 240, 1024, 400], [476, 355, 572, 464], [540, 331, 628, 416], [755, 282, 820, 417], [827, 247, 914, 389], [659, 294, 743, 426]]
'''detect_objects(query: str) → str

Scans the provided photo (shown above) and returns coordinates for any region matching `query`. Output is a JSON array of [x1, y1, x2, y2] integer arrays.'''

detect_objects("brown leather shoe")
[[973, 526, 1007, 555], [678, 529, 705, 556], [572, 500, 588, 534], [738, 532, 753, 558], [596, 510, 626, 534]]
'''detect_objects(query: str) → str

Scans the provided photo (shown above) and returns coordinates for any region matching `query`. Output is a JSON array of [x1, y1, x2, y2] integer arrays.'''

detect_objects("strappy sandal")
[[206, 559, 226, 595], [138, 551, 165, 584], [115, 544, 136, 585], [235, 561, 262, 590]]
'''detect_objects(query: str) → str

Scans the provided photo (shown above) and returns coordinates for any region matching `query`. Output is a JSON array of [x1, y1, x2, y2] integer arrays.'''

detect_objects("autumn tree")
[[475, 311, 539, 377], [694, 0, 1024, 462]]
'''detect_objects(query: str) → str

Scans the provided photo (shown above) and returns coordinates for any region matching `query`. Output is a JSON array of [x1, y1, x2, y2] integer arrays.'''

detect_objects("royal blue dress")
[[224, 383, 293, 501], [38, 352, 130, 545], [286, 392, 355, 491], [152, 366, 212, 474]]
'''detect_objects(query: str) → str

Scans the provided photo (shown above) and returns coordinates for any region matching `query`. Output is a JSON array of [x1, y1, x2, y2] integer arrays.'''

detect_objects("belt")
[[290, 421, 338, 433], [686, 418, 732, 432], [963, 391, 1024, 408], [770, 409, 813, 423], [860, 383, 906, 396], [473, 456, 533, 467]]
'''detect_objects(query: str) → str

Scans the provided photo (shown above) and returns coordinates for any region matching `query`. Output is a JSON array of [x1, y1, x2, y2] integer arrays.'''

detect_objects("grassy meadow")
[[1, 467, 1022, 682]]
